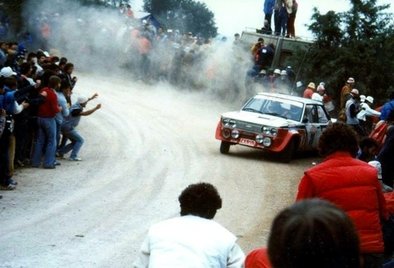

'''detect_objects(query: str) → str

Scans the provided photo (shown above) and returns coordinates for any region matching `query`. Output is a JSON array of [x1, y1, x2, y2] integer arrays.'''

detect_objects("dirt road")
[[0, 74, 319, 267]]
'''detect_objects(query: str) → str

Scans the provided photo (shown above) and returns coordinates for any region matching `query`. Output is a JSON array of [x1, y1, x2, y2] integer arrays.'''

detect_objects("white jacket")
[[357, 102, 381, 121], [133, 215, 245, 268]]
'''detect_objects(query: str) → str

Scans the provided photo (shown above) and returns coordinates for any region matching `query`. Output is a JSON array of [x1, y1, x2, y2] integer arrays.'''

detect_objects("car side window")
[[288, 105, 302, 121], [316, 105, 329, 123], [304, 105, 318, 123]]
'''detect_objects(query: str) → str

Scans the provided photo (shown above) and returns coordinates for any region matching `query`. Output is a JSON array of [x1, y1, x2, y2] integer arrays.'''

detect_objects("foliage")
[[291, 0, 394, 105], [0, 0, 24, 34], [143, 0, 217, 38]]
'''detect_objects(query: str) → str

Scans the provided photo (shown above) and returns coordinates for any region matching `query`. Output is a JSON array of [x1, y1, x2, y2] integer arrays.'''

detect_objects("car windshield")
[[242, 96, 303, 121]]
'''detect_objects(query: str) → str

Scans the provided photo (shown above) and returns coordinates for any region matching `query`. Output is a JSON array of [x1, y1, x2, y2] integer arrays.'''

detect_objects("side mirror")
[[302, 117, 309, 123]]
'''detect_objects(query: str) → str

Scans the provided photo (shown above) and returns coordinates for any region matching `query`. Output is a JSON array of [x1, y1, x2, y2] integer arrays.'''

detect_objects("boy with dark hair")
[[357, 137, 379, 162], [133, 182, 245, 268]]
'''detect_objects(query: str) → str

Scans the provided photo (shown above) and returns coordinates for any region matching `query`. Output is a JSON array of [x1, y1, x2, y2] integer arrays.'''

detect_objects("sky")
[[132, 0, 394, 39]]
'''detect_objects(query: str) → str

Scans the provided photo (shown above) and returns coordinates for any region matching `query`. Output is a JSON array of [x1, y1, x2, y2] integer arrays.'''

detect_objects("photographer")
[[0, 73, 29, 190]]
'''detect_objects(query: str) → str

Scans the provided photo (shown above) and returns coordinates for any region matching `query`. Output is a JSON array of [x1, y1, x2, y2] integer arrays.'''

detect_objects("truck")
[[239, 28, 314, 79]]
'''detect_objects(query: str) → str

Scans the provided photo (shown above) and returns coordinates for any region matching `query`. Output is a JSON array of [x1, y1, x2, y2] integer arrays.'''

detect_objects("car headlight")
[[263, 137, 272, 147], [256, 134, 264, 144], [262, 126, 278, 136], [222, 118, 236, 128], [270, 128, 278, 136], [231, 129, 240, 139]]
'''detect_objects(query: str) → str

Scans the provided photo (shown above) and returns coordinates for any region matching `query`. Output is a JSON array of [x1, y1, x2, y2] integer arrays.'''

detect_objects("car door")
[[304, 104, 329, 150]]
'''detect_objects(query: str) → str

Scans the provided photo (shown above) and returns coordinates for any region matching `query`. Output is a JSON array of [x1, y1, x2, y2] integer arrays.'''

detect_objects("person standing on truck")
[[275, 0, 291, 36], [286, 0, 298, 38], [273, 0, 282, 36], [263, 0, 275, 34]]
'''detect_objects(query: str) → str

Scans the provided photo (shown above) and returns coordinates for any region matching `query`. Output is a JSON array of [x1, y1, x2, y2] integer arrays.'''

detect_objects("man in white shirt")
[[357, 95, 381, 135], [133, 182, 245, 268]]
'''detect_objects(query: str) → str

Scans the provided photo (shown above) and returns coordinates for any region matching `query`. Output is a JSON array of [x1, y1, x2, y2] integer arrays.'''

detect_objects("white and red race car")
[[215, 92, 333, 162]]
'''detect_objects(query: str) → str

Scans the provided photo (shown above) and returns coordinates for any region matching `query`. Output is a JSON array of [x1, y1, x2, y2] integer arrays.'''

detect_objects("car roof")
[[255, 92, 322, 105]]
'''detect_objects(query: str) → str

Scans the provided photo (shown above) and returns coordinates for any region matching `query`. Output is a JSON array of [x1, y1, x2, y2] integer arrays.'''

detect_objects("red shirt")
[[245, 248, 272, 268], [303, 88, 314, 98], [38, 87, 60, 118]]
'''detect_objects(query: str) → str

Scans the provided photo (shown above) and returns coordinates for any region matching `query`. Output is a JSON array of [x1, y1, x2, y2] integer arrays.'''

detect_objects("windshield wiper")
[[243, 107, 263, 114], [263, 112, 288, 119]]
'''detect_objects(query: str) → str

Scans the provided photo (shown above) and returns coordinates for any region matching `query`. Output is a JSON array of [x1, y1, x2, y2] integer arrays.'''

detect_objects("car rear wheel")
[[220, 141, 231, 154], [279, 139, 295, 163]]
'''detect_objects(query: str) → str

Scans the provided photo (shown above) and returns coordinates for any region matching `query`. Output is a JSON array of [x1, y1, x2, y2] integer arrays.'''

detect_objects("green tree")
[[143, 0, 217, 38], [292, 0, 394, 104], [0, 0, 24, 35]]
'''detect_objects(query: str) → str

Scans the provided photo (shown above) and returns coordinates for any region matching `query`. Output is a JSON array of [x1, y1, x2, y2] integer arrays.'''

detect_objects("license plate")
[[239, 138, 256, 147]]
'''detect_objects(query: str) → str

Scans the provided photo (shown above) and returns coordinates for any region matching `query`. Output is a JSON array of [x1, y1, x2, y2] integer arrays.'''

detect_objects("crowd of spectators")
[[0, 41, 100, 191]]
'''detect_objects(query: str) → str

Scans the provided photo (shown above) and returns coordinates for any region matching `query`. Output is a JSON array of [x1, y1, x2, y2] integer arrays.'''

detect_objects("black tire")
[[279, 139, 295, 163], [220, 141, 231, 154]]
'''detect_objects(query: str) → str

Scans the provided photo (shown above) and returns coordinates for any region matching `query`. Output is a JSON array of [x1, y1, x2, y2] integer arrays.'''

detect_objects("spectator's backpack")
[[369, 120, 388, 148]]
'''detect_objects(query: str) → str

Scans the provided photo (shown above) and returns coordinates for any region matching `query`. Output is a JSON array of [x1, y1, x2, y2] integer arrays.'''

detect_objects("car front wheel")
[[279, 139, 295, 163], [220, 141, 231, 154]]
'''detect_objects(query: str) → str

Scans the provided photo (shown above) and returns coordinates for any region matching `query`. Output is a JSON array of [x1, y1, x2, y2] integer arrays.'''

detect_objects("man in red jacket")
[[31, 75, 61, 169], [296, 122, 387, 268]]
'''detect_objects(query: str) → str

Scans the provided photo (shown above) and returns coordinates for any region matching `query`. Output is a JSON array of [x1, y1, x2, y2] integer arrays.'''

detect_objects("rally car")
[[215, 92, 333, 162]]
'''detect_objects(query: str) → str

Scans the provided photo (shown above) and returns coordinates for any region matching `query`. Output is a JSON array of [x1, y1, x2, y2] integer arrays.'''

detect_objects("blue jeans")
[[59, 128, 84, 159], [0, 127, 11, 186], [31, 117, 57, 167]]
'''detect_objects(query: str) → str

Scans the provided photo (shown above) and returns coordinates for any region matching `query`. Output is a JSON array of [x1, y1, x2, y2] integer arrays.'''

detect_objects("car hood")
[[221, 111, 297, 127]]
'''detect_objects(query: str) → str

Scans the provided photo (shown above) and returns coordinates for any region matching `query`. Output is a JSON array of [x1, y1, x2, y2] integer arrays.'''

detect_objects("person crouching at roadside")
[[58, 93, 100, 161]]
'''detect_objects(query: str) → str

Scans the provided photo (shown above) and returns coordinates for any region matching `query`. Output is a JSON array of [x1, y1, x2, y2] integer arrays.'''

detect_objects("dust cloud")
[[21, 0, 264, 104]]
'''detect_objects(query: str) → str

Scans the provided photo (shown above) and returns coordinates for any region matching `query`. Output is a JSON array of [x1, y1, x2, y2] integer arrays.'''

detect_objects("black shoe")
[[43, 165, 56, 169], [7, 179, 18, 185], [54, 161, 61, 166]]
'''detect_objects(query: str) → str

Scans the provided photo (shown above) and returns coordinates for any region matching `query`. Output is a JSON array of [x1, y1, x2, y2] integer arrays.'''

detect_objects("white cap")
[[280, 70, 287, 76], [368, 160, 382, 179], [347, 77, 355, 83], [317, 84, 325, 92], [366, 96, 374, 103], [259, 69, 267, 74], [274, 69, 281, 75], [0, 66, 17, 77], [350, 88, 359, 96], [360, 95, 366, 102]]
